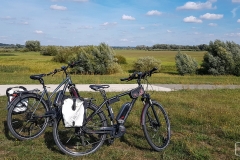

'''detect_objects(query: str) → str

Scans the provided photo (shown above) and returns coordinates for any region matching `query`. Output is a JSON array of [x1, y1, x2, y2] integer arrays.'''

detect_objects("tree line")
[[136, 44, 208, 51]]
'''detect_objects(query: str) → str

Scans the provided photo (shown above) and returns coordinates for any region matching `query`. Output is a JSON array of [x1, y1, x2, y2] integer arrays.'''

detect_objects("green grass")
[[0, 50, 240, 85], [1, 89, 240, 159]]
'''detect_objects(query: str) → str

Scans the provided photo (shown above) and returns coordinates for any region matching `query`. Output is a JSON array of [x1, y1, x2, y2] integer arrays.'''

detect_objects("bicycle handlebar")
[[43, 61, 81, 77], [120, 67, 158, 81]]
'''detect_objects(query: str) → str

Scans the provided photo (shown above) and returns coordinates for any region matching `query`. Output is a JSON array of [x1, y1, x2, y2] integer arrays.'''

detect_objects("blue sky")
[[1, 0, 240, 46]]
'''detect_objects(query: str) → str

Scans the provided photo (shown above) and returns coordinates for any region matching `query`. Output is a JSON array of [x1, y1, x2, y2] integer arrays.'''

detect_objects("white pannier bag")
[[62, 98, 85, 127], [6, 86, 28, 113]]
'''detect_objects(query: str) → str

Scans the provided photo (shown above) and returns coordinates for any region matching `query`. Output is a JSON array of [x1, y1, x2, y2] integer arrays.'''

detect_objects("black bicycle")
[[6, 61, 81, 140], [53, 67, 171, 156]]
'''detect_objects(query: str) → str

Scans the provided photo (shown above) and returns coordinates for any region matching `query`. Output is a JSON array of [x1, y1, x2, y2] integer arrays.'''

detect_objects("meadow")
[[0, 90, 240, 159], [0, 50, 240, 159], [0, 50, 240, 85]]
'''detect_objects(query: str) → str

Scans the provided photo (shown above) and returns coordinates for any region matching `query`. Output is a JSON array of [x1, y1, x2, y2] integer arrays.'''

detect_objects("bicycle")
[[6, 61, 81, 140], [52, 67, 171, 156]]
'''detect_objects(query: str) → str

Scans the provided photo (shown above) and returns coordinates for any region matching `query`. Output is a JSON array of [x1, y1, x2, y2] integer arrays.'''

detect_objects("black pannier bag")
[[130, 86, 144, 99], [6, 86, 28, 113]]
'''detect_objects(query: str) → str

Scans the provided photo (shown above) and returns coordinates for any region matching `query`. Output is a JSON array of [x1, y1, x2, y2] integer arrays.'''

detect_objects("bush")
[[40, 46, 58, 56], [53, 43, 122, 74], [175, 51, 198, 75], [115, 55, 127, 64], [52, 47, 75, 63], [133, 56, 161, 72]]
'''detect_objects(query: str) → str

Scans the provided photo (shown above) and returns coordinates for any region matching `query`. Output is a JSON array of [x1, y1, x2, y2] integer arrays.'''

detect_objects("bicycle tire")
[[142, 101, 170, 151], [53, 103, 108, 156], [7, 93, 50, 140]]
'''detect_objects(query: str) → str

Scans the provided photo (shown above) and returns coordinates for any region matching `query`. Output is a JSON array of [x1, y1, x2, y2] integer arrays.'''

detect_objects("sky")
[[1, 0, 240, 46]]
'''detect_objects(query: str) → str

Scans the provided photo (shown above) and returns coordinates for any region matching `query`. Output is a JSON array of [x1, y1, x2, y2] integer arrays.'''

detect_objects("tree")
[[201, 40, 235, 75], [175, 51, 198, 75], [25, 40, 41, 51]]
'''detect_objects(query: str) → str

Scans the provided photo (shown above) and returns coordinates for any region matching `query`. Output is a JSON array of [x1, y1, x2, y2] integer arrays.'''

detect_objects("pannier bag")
[[6, 86, 28, 113], [62, 98, 85, 127]]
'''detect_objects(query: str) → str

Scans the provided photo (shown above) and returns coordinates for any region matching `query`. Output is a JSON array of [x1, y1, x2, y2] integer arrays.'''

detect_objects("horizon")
[[1, 0, 240, 46]]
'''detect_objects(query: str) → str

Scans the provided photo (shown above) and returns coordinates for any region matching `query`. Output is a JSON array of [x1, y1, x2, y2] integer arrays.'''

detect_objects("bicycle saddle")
[[30, 74, 45, 80], [89, 85, 110, 91]]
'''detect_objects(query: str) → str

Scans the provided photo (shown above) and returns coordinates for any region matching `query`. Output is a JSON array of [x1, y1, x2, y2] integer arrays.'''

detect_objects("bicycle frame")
[[39, 76, 73, 108], [83, 86, 150, 136]]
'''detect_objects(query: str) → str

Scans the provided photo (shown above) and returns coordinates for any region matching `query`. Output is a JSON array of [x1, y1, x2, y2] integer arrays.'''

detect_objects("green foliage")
[[52, 47, 75, 63], [133, 56, 161, 72], [52, 43, 122, 74], [72, 43, 122, 74], [25, 40, 41, 51], [201, 40, 240, 76], [40, 45, 58, 56], [175, 51, 198, 75], [115, 55, 127, 64]]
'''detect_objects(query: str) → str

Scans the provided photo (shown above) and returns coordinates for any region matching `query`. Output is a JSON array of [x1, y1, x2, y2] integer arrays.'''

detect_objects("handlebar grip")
[[149, 67, 158, 75], [69, 61, 81, 68], [120, 77, 129, 81]]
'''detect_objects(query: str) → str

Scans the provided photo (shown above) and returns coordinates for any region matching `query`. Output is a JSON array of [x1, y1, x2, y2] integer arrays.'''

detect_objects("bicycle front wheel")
[[7, 93, 49, 140], [142, 101, 170, 151], [53, 103, 107, 156]]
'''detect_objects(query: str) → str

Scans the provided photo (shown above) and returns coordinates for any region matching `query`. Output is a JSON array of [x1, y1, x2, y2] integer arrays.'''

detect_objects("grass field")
[[1, 50, 240, 159], [0, 89, 240, 159], [0, 50, 240, 85]]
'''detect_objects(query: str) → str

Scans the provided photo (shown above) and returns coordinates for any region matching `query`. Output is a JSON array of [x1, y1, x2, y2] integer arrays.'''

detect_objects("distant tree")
[[25, 40, 41, 51], [175, 51, 198, 75]]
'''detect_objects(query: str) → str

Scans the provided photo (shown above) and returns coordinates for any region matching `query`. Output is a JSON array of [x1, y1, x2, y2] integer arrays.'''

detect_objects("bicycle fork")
[[140, 94, 161, 128]]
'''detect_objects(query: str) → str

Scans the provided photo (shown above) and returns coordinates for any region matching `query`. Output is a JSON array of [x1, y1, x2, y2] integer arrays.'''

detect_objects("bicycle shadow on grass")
[[2, 121, 17, 141], [43, 131, 64, 155]]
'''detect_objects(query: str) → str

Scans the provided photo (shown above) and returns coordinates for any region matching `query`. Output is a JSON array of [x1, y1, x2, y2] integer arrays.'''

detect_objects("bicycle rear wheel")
[[7, 93, 49, 140], [53, 103, 107, 156], [142, 101, 170, 151]]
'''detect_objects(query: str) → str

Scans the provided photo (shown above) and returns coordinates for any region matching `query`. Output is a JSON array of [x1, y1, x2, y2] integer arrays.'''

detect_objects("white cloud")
[[140, 27, 145, 30], [200, 13, 223, 19], [231, 6, 240, 17], [20, 21, 29, 25], [0, 16, 15, 20], [146, 10, 162, 16], [78, 26, 93, 29], [35, 30, 43, 34], [167, 30, 172, 33], [50, 5, 67, 10], [120, 38, 128, 42], [183, 16, 203, 23], [122, 14, 135, 20], [101, 22, 117, 26], [232, 0, 240, 3], [209, 23, 217, 26], [237, 19, 240, 23], [176, 1, 216, 10], [225, 33, 240, 37]]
